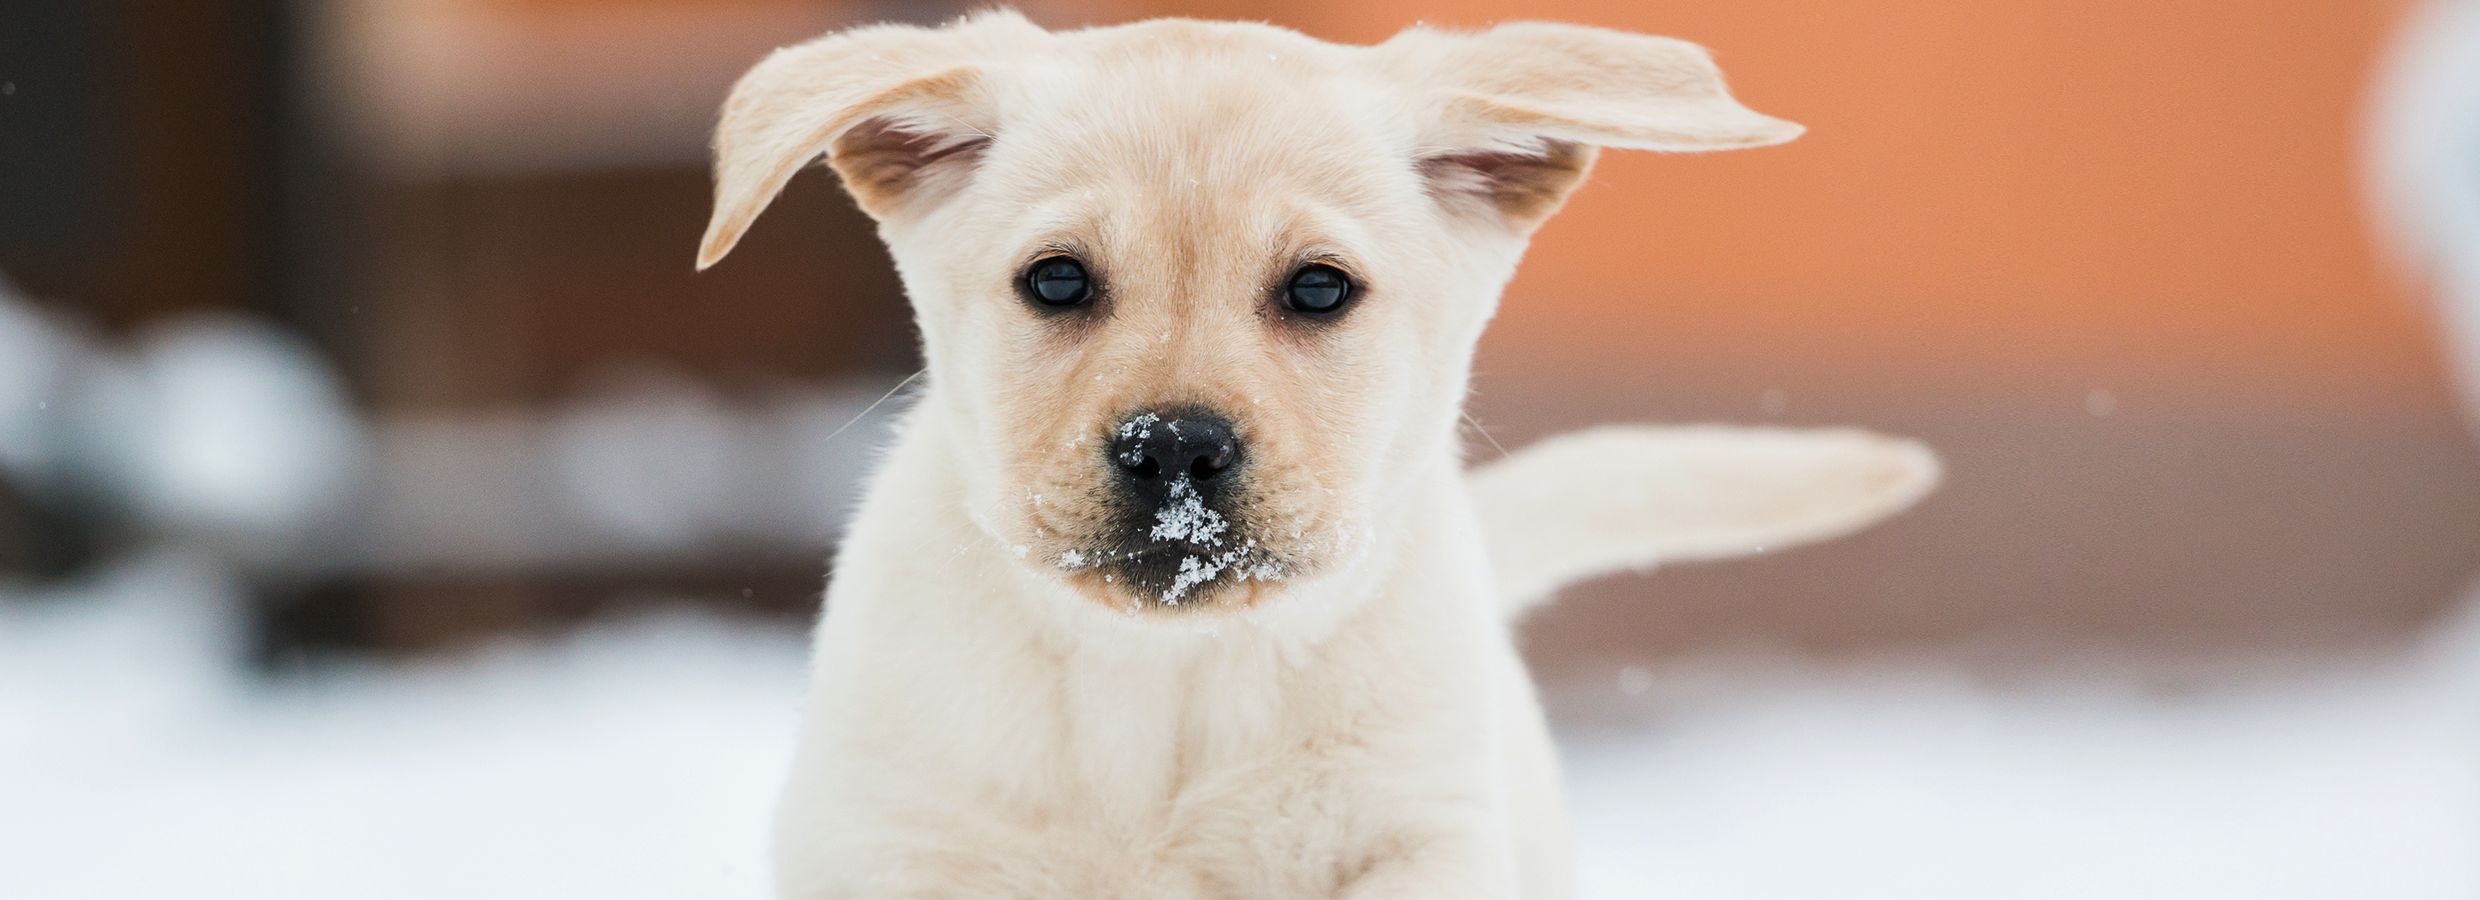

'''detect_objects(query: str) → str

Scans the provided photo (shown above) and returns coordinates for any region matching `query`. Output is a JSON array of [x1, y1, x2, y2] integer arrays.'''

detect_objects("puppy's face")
[[699, 14, 1799, 615]]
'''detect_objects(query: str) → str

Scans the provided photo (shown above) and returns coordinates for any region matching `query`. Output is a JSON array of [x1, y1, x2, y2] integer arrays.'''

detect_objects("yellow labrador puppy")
[[698, 12, 1936, 897]]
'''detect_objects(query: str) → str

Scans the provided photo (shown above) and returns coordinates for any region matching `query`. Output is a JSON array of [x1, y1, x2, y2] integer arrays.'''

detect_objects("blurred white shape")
[[365, 375, 900, 572], [107, 317, 368, 551], [549, 373, 743, 550], [3, 262, 903, 575], [2369, 0, 2480, 417], [0, 283, 368, 560], [0, 278, 87, 485]]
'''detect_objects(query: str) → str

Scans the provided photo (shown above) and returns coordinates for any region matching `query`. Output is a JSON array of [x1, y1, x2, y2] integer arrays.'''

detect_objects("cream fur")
[[697, 11, 1932, 897], [1474, 425, 1941, 616]]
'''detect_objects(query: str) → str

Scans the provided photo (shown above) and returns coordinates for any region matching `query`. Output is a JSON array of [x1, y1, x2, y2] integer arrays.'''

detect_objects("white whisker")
[[821, 369, 926, 447]]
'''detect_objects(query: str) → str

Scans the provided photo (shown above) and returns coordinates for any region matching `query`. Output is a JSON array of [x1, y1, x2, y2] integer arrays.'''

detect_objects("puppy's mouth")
[[1051, 478, 1293, 611]]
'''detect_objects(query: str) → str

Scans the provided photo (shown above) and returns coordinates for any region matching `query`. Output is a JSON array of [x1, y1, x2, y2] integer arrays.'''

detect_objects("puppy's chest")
[[1009, 719, 1383, 894], [950, 655, 1401, 890]]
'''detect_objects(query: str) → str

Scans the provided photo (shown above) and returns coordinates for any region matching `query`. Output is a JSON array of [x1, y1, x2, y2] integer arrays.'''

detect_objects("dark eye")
[[1023, 257, 1092, 307], [1284, 265, 1353, 314]]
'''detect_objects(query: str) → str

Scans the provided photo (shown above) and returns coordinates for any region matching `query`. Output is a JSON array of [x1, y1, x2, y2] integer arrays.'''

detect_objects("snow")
[[1, 553, 804, 900], [1148, 477, 1228, 545], [1559, 631, 2480, 899], [6, 553, 2475, 898], [1164, 552, 1216, 603], [1113, 412, 1161, 463], [1139, 478, 1286, 604]]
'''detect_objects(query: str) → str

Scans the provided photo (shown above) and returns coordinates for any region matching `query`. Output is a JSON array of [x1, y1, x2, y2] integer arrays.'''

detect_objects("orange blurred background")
[[1140, 0, 2442, 408]]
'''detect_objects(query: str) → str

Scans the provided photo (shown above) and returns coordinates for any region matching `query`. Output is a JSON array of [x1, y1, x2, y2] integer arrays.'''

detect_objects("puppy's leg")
[[1337, 830, 1518, 900]]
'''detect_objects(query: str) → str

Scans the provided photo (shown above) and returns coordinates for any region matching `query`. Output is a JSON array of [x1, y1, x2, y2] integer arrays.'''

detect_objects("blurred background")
[[4, 1, 2478, 897]]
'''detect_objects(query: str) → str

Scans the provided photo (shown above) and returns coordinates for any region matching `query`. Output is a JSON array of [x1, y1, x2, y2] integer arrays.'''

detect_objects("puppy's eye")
[[1023, 257, 1092, 308], [1284, 265, 1353, 315]]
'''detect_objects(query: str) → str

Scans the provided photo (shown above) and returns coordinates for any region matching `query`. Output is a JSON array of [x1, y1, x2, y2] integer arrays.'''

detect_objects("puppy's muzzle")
[[1110, 408, 1241, 518]]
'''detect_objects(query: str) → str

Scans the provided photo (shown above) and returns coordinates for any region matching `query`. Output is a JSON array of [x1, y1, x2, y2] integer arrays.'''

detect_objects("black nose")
[[1110, 409, 1241, 501]]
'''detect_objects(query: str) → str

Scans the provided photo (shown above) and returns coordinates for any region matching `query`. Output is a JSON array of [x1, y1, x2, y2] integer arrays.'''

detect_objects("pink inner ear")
[[829, 117, 994, 213], [1418, 139, 1594, 224]]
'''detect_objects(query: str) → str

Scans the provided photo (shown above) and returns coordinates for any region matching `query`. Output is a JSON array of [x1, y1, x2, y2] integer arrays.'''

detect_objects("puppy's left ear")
[[1372, 22, 1802, 230], [696, 11, 1042, 270]]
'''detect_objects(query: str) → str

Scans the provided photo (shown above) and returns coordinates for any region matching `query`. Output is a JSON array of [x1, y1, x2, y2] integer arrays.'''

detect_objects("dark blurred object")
[[304, 1, 944, 405], [0, 476, 98, 582], [0, 0, 292, 329]]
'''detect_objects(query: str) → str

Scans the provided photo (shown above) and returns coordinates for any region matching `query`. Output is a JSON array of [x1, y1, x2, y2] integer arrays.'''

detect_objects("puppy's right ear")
[[697, 12, 1040, 270]]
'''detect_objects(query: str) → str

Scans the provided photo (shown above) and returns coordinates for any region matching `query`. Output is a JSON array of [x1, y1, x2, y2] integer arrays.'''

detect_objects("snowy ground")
[[5, 552, 2477, 899], [1558, 635, 2480, 899]]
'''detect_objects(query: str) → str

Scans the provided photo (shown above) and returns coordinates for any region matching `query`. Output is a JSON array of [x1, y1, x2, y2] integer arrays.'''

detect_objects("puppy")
[[697, 12, 1937, 897]]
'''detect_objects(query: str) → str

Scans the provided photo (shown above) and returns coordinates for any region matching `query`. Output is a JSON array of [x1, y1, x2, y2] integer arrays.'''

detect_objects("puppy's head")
[[698, 13, 1798, 615]]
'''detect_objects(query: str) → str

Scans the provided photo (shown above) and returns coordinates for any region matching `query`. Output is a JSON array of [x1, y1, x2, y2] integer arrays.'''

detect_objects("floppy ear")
[[1469, 425, 1938, 617], [696, 12, 1041, 270], [1374, 22, 1803, 229]]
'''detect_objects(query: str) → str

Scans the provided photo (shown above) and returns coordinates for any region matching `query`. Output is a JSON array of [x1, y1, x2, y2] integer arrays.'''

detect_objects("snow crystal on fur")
[[1149, 478, 1228, 545], [1113, 412, 1160, 468]]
